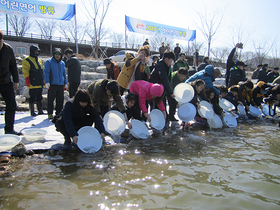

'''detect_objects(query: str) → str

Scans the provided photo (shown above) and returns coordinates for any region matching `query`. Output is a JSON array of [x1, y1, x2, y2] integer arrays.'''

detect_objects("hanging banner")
[[0, 0, 75, 21], [125, 15, 196, 41]]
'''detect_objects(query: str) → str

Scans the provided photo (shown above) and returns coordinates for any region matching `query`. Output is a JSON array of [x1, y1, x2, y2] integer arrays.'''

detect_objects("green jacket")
[[88, 79, 126, 114], [173, 59, 189, 72], [170, 71, 187, 90]]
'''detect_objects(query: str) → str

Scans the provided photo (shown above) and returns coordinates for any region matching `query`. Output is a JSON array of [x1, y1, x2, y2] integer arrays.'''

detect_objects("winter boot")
[[37, 101, 45, 115], [29, 102, 37, 116]]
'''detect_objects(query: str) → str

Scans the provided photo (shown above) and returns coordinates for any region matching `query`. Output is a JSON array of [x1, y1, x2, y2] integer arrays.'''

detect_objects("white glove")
[[45, 83, 50, 89]]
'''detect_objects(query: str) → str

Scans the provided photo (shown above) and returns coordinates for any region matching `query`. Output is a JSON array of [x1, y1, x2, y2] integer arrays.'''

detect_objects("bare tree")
[[271, 38, 280, 67], [109, 32, 124, 48], [188, 41, 205, 56], [86, 26, 109, 57], [240, 51, 255, 67], [81, 0, 113, 58], [57, 20, 88, 43], [211, 47, 230, 66], [149, 36, 173, 53], [228, 22, 254, 60], [35, 19, 56, 40], [127, 33, 143, 50], [8, 14, 32, 36], [195, 7, 224, 57], [253, 36, 276, 65]]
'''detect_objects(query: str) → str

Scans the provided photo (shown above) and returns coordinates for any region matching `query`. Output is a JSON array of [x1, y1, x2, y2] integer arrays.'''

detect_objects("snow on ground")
[[0, 111, 65, 151]]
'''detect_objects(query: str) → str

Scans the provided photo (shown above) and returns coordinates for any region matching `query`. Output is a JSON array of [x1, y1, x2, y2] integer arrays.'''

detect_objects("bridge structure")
[[2, 30, 159, 58]]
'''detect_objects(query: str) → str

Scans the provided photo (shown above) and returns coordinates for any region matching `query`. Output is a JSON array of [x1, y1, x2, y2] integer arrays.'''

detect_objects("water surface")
[[1, 119, 280, 210]]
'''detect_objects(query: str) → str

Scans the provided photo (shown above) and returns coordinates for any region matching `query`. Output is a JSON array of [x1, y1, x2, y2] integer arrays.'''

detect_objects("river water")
[[1, 118, 280, 210]]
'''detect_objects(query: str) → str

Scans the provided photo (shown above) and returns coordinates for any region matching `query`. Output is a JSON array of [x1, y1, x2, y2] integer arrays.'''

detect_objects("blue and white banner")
[[0, 0, 75, 21], [125, 15, 196, 41]]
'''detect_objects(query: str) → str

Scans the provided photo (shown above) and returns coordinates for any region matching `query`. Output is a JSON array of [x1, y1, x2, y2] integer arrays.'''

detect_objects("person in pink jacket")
[[130, 80, 166, 122]]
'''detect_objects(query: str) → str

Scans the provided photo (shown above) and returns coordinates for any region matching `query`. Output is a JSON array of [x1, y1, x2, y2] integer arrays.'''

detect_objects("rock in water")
[[11, 143, 28, 156]]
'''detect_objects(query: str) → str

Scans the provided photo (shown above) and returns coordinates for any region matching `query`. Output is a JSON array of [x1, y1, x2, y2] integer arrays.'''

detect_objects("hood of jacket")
[[53, 48, 63, 62], [204, 65, 215, 81], [150, 83, 164, 97], [30, 45, 40, 58], [125, 52, 135, 60]]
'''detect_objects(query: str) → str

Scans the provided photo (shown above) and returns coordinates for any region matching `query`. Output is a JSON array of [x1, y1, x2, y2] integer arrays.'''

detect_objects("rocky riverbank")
[[0, 57, 125, 111]]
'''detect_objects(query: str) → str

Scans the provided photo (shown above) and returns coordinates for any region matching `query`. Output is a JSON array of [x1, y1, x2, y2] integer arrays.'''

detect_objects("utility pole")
[[256, 46, 263, 64], [6, 14, 8, 35]]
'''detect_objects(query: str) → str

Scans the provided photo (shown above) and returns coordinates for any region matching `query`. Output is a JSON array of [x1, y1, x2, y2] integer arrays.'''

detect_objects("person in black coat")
[[228, 61, 247, 87], [205, 87, 224, 117], [55, 89, 105, 146], [0, 30, 21, 135], [149, 51, 176, 108], [264, 85, 280, 119], [257, 64, 269, 83], [225, 43, 243, 87], [189, 79, 208, 110], [197, 57, 209, 72], [267, 67, 279, 83], [63, 48, 81, 98], [149, 55, 159, 72], [224, 86, 240, 110], [111, 92, 142, 121]]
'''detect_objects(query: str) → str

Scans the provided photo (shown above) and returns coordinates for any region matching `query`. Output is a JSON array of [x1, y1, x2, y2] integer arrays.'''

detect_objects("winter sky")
[[1, 0, 279, 56]]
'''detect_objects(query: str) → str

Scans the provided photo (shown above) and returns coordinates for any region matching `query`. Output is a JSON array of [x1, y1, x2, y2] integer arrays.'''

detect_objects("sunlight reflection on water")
[[1, 119, 280, 209]]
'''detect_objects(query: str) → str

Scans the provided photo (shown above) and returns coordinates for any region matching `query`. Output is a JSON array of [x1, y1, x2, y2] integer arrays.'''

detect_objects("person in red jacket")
[[130, 80, 166, 123], [104, 58, 120, 80]]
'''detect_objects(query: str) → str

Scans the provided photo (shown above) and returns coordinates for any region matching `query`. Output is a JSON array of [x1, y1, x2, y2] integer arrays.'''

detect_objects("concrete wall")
[[5, 40, 38, 56]]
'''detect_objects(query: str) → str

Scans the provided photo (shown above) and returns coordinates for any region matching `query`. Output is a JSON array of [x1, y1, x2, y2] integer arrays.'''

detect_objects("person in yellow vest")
[[236, 81, 256, 111], [117, 45, 150, 95], [22, 45, 45, 116], [252, 81, 270, 110]]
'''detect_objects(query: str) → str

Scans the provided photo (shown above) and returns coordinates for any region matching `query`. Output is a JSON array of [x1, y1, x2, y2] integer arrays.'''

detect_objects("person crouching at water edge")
[[130, 80, 166, 123], [87, 79, 132, 129], [181, 79, 207, 129], [53, 89, 105, 147]]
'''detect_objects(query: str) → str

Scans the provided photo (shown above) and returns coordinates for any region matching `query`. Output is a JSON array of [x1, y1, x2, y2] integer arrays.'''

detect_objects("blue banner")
[[125, 15, 196, 41], [0, 0, 75, 21]]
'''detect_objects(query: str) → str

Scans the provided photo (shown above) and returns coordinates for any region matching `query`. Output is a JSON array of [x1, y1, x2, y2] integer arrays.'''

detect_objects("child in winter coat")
[[117, 45, 150, 94], [130, 80, 166, 123], [205, 87, 225, 117], [54, 89, 105, 146], [111, 92, 142, 121]]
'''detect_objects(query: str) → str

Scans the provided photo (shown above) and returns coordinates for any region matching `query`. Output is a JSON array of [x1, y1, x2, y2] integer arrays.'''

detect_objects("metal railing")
[[2, 30, 158, 51]]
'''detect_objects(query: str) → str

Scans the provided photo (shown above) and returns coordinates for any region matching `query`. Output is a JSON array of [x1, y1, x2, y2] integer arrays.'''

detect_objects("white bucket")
[[103, 110, 126, 135], [77, 126, 102, 153], [130, 119, 149, 139], [177, 103, 196, 122], [149, 109, 165, 130], [173, 83, 194, 103], [198, 101, 214, 119]]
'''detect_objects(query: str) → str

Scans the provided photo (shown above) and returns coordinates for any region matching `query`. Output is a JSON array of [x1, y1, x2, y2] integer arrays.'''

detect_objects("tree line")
[[0, 1, 279, 68]]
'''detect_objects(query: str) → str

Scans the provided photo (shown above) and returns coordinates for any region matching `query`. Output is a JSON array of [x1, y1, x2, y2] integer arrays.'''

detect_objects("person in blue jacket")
[[54, 89, 105, 147], [185, 65, 221, 96], [44, 48, 67, 119]]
